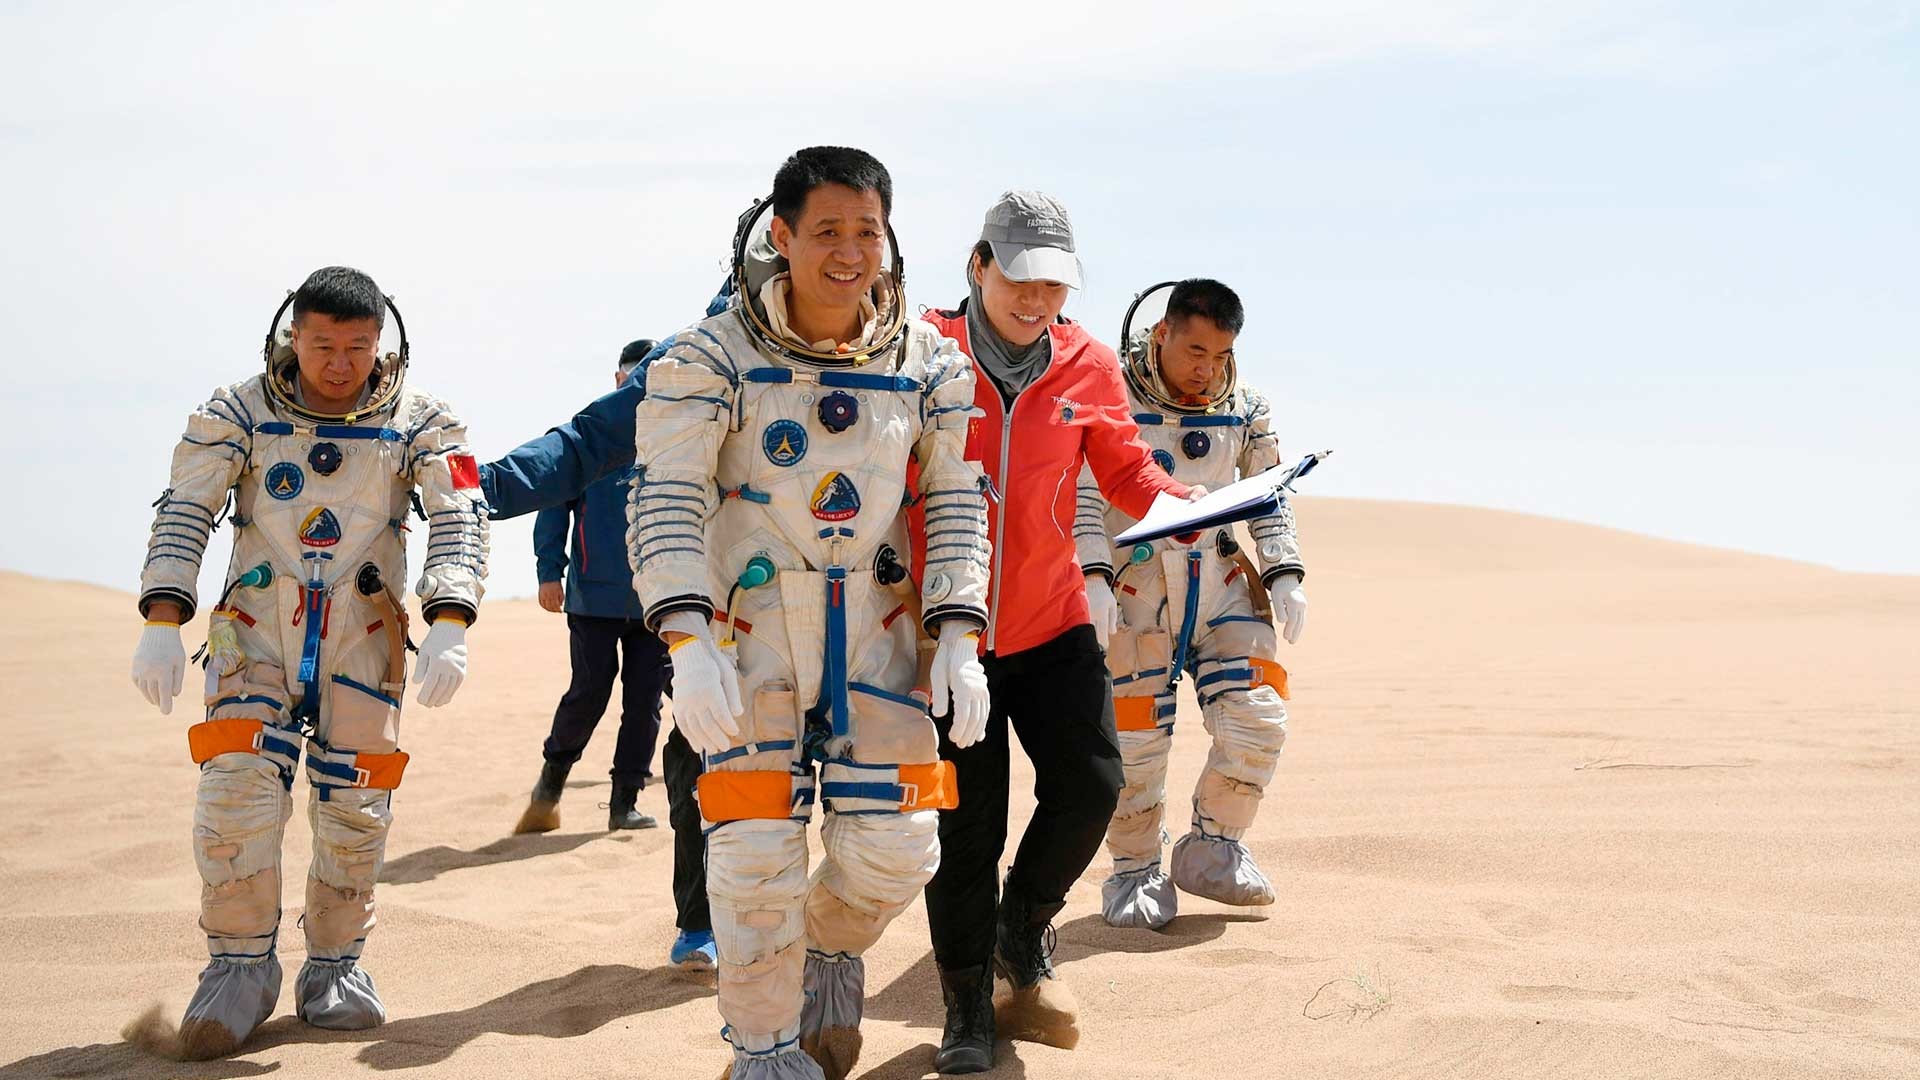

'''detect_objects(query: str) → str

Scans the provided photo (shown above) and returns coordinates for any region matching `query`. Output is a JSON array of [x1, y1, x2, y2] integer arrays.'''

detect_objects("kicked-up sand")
[[0, 496, 1915, 1078]]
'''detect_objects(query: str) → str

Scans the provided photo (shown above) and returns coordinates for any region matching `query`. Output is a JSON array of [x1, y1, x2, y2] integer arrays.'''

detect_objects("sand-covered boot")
[[513, 760, 570, 834], [933, 964, 995, 1074], [1100, 863, 1178, 929], [798, 950, 863, 1079], [721, 1046, 827, 1079], [607, 776, 658, 831], [295, 957, 386, 1029], [178, 954, 283, 1060], [1170, 828, 1275, 906], [991, 880, 1080, 1049]]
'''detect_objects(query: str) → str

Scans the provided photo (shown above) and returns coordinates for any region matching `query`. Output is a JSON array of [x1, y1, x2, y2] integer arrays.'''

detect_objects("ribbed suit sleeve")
[[627, 346, 731, 630], [914, 334, 992, 632], [1073, 462, 1114, 581], [137, 383, 254, 620], [407, 395, 490, 623], [1237, 386, 1304, 583]]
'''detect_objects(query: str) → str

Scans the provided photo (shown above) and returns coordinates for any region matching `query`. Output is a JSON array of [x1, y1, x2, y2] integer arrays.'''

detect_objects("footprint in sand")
[[1387, 933, 1511, 955], [1712, 957, 1828, 1004], [1794, 990, 1885, 1018], [1501, 984, 1637, 1003], [1192, 948, 1327, 969], [90, 840, 178, 880], [1476, 901, 1550, 939]]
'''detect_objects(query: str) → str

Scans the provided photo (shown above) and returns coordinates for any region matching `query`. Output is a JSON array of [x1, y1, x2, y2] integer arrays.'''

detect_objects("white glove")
[[413, 618, 470, 707], [131, 622, 186, 715], [1084, 574, 1118, 651], [930, 621, 990, 749], [1268, 573, 1308, 645], [661, 610, 743, 756]]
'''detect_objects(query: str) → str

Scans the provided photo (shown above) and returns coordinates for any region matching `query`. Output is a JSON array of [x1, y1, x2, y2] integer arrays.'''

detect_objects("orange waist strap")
[[698, 770, 804, 823], [1113, 695, 1169, 732], [898, 760, 958, 811], [1248, 657, 1290, 700]]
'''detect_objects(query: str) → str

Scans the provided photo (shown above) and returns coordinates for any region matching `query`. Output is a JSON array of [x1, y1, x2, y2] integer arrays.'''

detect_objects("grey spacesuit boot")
[[178, 954, 283, 1060], [294, 957, 385, 1030], [798, 950, 863, 1079]]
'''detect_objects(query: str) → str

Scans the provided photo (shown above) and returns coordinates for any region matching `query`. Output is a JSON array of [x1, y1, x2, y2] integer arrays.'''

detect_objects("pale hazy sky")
[[2, 1, 1914, 605]]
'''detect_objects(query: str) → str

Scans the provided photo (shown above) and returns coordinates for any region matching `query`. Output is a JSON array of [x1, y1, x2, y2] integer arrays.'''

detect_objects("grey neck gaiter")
[[965, 277, 1051, 405]]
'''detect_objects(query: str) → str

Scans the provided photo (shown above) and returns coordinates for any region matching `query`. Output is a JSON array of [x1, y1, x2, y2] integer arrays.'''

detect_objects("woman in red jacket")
[[922, 190, 1192, 1073]]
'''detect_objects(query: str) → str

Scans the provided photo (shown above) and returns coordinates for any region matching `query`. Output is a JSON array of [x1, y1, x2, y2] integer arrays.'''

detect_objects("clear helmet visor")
[[729, 196, 907, 368], [263, 291, 410, 423], [1120, 280, 1236, 413]]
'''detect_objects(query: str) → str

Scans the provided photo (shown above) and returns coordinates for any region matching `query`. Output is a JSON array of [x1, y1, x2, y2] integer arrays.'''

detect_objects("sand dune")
[[1, 497, 1915, 1078]]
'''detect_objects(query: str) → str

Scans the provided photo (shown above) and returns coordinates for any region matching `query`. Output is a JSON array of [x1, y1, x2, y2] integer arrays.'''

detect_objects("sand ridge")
[[1, 497, 1916, 1078]]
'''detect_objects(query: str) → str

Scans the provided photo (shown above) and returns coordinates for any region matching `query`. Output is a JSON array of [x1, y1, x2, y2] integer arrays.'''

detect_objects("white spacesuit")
[[629, 201, 990, 1080], [130, 287, 487, 1057], [1078, 294, 1304, 930]]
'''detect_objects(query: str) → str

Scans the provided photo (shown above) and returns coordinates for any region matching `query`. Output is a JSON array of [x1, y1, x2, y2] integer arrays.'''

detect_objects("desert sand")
[[1, 496, 1916, 1079]]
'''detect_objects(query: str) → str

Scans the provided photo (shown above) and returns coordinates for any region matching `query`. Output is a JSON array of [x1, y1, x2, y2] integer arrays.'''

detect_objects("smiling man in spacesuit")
[[1077, 278, 1308, 930], [129, 266, 488, 1058], [628, 147, 992, 1080]]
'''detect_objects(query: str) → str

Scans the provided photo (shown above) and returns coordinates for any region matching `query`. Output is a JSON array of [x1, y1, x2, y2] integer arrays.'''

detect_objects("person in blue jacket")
[[479, 315, 723, 970], [514, 340, 668, 835]]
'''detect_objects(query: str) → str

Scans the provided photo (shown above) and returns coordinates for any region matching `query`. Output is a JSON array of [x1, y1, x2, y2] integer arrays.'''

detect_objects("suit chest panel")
[[1134, 412, 1246, 490], [718, 379, 919, 548], [237, 424, 411, 583]]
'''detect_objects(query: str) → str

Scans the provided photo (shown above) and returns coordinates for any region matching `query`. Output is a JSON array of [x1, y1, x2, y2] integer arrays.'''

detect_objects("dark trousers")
[[543, 614, 668, 785], [661, 724, 711, 933], [926, 623, 1124, 971]]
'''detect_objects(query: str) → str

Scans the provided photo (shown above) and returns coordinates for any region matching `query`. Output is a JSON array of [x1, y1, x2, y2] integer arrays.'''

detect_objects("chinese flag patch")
[[448, 453, 481, 491]]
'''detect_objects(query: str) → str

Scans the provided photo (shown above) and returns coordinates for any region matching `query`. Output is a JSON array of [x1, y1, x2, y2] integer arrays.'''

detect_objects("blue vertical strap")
[[824, 566, 851, 738], [294, 585, 326, 724], [1166, 551, 1204, 692]]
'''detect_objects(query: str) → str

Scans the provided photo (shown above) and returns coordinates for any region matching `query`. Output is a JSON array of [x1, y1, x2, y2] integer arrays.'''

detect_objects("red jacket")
[[918, 305, 1188, 656]]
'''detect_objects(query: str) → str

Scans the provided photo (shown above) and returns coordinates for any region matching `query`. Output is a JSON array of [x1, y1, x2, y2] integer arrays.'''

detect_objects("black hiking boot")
[[607, 776, 658, 831], [934, 964, 995, 1074]]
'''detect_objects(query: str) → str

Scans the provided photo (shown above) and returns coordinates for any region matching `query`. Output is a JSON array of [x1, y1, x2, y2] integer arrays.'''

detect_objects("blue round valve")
[[818, 391, 859, 433], [309, 441, 344, 475]]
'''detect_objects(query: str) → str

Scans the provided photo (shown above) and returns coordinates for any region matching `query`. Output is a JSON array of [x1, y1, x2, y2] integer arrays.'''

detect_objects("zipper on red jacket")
[[986, 390, 1018, 652]]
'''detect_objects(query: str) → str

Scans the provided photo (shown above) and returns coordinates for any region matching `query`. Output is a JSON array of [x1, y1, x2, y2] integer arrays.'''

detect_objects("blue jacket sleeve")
[[533, 506, 569, 583], [479, 378, 645, 522]]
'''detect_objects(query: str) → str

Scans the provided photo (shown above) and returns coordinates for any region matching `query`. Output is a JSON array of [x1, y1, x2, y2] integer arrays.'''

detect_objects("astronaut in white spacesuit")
[[129, 266, 488, 1058], [1077, 278, 1308, 930], [627, 148, 992, 1080]]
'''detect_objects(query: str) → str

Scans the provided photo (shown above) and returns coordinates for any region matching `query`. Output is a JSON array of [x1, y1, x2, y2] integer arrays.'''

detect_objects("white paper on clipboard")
[[1116, 453, 1330, 544]]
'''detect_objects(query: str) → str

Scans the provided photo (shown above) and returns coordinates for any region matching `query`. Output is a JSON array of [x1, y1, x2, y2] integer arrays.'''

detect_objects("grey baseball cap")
[[980, 189, 1084, 289]]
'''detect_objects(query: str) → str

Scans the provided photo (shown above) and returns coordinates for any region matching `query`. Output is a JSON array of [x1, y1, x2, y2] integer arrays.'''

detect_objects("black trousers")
[[543, 614, 668, 785], [661, 724, 711, 933], [926, 624, 1124, 971]]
